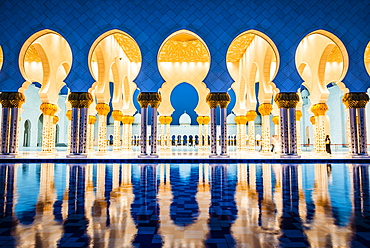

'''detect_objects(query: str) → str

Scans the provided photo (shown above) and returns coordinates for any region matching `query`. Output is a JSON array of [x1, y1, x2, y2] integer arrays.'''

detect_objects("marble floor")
[[0, 163, 369, 247], [16, 145, 352, 160]]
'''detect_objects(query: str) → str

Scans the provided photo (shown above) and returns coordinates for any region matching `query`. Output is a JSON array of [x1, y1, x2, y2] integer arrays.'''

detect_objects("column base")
[[0, 153, 16, 158], [280, 154, 301, 158], [66, 153, 88, 158], [348, 154, 370, 158], [138, 153, 149, 158], [149, 153, 159, 158], [209, 154, 218, 158], [95, 152, 108, 156], [218, 154, 230, 158], [38, 151, 56, 158]]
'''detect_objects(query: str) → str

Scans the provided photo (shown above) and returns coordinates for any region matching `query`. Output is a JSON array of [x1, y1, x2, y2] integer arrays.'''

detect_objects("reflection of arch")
[[23, 120, 31, 147], [158, 30, 211, 117]]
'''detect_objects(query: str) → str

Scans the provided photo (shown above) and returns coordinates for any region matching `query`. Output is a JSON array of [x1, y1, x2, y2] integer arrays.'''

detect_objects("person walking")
[[325, 134, 331, 154]]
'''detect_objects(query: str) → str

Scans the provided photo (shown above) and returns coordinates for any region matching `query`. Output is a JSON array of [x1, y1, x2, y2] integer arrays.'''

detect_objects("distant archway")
[[23, 120, 31, 147]]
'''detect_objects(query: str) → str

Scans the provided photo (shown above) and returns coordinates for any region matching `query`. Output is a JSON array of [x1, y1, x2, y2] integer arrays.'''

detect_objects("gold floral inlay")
[[327, 45, 343, 63], [113, 33, 142, 63], [158, 39, 209, 62], [227, 33, 255, 63], [25, 45, 41, 62]]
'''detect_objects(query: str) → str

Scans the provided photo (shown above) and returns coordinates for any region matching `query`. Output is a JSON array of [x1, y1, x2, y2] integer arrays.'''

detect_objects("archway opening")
[[170, 82, 199, 125], [295, 30, 349, 150], [158, 30, 211, 117], [23, 120, 31, 147]]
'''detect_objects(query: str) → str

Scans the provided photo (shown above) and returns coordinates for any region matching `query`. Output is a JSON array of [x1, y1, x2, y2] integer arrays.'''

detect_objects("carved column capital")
[[88, 115, 97, 125], [272, 116, 279, 125], [342, 92, 369, 108], [40, 103, 57, 116], [218, 92, 230, 108], [246, 110, 257, 121], [96, 103, 110, 116], [112, 110, 123, 121], [296, 110, 302, 121], [53, 116, 59, 124], [311, 103, 328, 116], [274, 92, 299, 109], [310, 116, 316, 125], [206, 93, 219, 108], [258, 103, 272, 116], [66, 110, 72, 121], [68, 92, 93, 108], [0, 92, 25, 108]]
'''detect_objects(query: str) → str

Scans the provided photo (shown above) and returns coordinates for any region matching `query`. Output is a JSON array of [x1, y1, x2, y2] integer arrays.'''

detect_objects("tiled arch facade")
[[0, 0, 369, 93]]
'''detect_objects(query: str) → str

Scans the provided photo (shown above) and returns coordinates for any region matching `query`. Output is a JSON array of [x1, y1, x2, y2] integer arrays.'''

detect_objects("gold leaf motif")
[[327, 46, 343, 63], [227, 33, 255, 63], [158, 40, 209, 62], [25, 45, 41, 62], [113, 34, 141, 63]]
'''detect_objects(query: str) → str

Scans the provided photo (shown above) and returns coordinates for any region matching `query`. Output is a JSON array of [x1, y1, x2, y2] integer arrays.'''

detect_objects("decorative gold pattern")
[[311, 103, 328, 116], [296, 110, 302, 121], [138, 92, 161, 108], [274, 93, 300, 108], [88, 115, 97, 125], [327, 45, 343, 63], [246, 110, 257, 121], [206, 93, 219, 108], [310, 116, 316, 125], [196, 116, 204, 125], [218, 93, 231, 108], [342, 92, 369, 108], [68, 92, 93, 108], [159, 116, 166, 125], [227, 33, 255, 62], [0, 92, 26, 108], [112, 110, 123, 121], [25, 44, 41, 62], [96, 103, 110, 116], [165, 116, 172, 125], [203, 116, 210, 125], [158, 38, 209, 62], [258, 103, 273, 116], [40, 103, 57, 116], [113, 33, 142, 63], [272, 116, 279, 125], [66, 110, 72, 121], [53, 116, 59, 124], [235, 115, 248, 125]]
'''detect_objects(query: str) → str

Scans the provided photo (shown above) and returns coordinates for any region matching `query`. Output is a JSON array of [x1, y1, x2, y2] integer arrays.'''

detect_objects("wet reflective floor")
[[0, 163, 369, 247]]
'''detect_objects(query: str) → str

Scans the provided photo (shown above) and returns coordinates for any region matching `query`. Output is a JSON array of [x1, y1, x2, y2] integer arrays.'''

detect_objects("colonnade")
[[0, 91, 370, 158]]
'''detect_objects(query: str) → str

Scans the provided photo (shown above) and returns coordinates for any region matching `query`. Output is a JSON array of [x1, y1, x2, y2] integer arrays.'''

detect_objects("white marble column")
[[288, 108, 297, 155], [220, 106, 229, 157], [96, 103, 110, 154], [70, 108, 79, 154], [88, 115, 96, 152], [66, 110, 72, 152], [197, 116, 204, 149], [279, 108, 289, 155], [112, 110, 123, 152], [8, 107, 21, 154], [296, 110, 302, 153], [40, 103, 57, 154], [258, 103, 272, 154], [166, 122, 171, 149], [246, 110, 257, 152]]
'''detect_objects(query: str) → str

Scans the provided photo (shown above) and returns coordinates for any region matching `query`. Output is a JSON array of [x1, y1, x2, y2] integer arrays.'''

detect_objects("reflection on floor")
[[0, 163, 369, 247], [17, 145, 353, 159]]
